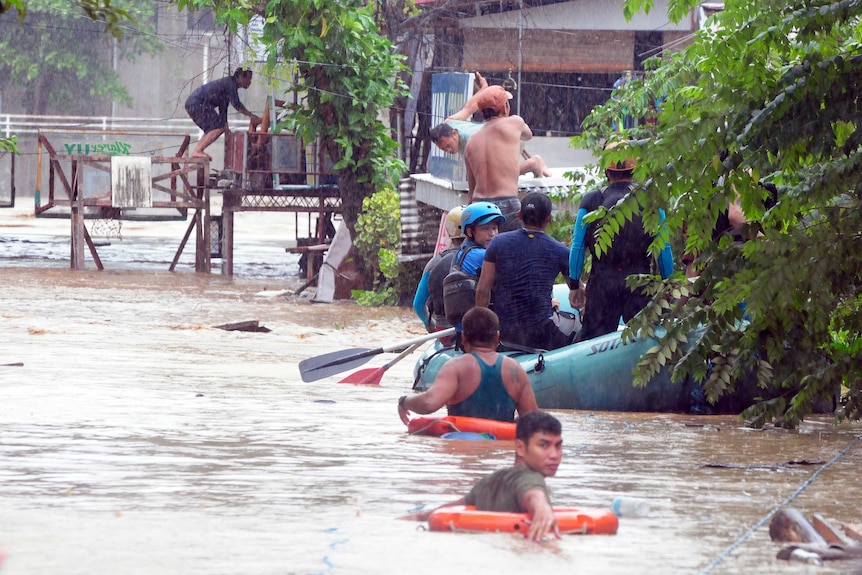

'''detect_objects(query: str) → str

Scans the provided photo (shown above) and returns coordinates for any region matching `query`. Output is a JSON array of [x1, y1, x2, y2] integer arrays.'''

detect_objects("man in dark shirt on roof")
[[184, 67, 262, 160]]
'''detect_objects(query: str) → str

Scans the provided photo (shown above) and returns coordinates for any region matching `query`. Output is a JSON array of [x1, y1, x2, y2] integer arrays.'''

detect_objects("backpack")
[[442, 245, 479, 326], [427, 250, 456, 328]]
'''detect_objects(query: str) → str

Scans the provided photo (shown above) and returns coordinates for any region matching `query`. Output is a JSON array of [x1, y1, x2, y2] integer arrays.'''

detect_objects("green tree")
[[0, 0, 162, 116], [578, 0, 862, 426], [177, 0, 408, 287], [1, 0, 132, 38]]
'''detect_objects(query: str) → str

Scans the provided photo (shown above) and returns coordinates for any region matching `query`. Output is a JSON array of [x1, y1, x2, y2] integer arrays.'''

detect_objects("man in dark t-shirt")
[[184, 67, 262, 160], [476, 191, 576, 350], [400, 411, 563, 542]]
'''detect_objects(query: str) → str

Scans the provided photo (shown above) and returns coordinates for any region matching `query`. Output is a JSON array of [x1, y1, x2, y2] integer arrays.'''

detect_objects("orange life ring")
[[407, 416, 516, 440], [428, 505, 618, 535]]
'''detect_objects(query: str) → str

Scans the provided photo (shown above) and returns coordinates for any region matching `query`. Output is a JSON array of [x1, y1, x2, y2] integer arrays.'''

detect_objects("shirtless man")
[[397, 307, 537, 424], [463, 85, 534, 232], [430, 73, 550, 180]]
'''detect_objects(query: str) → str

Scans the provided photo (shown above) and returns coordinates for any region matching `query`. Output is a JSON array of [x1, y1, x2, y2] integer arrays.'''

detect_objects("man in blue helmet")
[[456, 201, 506, 275], [442, 202, 506, 329], [413, 206, 466, 333]]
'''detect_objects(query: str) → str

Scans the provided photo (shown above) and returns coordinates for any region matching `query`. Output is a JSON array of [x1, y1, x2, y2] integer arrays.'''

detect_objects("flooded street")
[[1, 206, 861, 575]]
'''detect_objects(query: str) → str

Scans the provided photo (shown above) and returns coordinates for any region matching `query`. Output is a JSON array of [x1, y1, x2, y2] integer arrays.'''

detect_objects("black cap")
[[520, 191, 552, 226]]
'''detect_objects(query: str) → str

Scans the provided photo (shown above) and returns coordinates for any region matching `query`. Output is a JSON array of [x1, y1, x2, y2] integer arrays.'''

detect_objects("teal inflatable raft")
[[413, 286, 761, 414]]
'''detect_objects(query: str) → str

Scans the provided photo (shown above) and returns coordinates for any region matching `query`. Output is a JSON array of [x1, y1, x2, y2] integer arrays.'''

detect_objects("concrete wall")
[[460, 0, 692, 31]]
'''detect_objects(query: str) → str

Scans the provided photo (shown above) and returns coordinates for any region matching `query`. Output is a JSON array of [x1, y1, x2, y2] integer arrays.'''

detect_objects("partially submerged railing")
[[35, 130, 211, 272]]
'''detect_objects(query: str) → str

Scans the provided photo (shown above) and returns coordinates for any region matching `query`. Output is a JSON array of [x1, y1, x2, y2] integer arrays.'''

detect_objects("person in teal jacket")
[[569, 143, 674, 341]]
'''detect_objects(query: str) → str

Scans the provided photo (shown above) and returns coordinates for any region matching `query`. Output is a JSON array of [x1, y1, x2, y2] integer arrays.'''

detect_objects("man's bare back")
[[465, 115, 532, 202]]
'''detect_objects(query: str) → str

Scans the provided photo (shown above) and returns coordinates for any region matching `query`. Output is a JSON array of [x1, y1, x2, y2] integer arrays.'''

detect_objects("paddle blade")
[[338, 366, 385, 385], [298, 348, 375, 382]]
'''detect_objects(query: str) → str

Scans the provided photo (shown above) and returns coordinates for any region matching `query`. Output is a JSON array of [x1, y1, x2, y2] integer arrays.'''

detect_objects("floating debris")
[[771, 507, 862, 565], [214, 320, 271, 333]]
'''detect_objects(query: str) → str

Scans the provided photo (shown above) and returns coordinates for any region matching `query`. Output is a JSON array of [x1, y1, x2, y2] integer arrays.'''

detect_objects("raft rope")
[[697, 435, 860, 575]]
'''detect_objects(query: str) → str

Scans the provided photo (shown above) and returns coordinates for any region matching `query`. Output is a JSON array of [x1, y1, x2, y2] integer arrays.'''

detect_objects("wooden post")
[[194, 162, 211, 273], [221, 189, 238, 276], [70, 159, 85, 270]]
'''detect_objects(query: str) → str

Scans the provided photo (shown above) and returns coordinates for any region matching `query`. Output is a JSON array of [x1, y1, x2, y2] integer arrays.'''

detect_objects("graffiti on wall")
[[64, 141, 133, 156]]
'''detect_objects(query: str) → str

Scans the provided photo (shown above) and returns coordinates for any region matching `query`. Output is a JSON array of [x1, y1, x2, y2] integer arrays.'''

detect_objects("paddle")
[[338, 340, 425, 385], [299, 327, 456, 382]]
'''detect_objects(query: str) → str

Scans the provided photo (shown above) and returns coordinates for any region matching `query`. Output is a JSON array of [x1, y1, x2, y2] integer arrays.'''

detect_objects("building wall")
[[113, 6, 275, 128], [458, 0, 692, 31]]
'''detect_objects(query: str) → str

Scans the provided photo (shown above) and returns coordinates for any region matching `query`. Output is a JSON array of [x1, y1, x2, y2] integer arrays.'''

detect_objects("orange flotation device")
[[407, 416, 516, 440], [428, 505, 618, 535]]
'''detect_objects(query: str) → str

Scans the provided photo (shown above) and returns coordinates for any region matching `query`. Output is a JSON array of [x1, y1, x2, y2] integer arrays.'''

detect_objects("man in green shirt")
[[401, 410, 563, 542]]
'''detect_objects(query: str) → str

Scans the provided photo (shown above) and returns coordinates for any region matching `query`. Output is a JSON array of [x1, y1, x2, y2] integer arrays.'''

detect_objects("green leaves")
[[585, 0, 862, 428], [0, 0, 161, 114], [354, 187, 401, 302], [0, 134, 18, 154]]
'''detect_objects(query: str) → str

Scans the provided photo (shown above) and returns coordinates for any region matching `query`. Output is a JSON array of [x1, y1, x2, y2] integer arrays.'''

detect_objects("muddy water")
[[1, 208, 861, 575]]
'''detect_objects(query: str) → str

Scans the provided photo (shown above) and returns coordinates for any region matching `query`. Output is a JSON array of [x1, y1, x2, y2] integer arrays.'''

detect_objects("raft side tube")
[[427, 505, 619, 535], [407, 416, 516, 440]]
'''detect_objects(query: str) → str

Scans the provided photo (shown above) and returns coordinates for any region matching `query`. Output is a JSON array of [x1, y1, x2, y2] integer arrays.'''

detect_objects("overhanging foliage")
[[577, 0, 862, 426]]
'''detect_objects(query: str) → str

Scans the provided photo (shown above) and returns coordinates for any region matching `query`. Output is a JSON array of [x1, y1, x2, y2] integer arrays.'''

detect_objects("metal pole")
[[517, 0, 523, 116]]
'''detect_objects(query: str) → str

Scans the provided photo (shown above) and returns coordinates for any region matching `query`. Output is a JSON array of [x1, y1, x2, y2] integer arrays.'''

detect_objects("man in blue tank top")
[[397, 307, 537, 424], [399, 411, 563, 542]]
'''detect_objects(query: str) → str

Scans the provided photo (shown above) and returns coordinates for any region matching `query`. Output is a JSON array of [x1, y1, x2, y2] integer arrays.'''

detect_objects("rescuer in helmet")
[[569, 141, 674, 341], [413, 206, 468, 332]]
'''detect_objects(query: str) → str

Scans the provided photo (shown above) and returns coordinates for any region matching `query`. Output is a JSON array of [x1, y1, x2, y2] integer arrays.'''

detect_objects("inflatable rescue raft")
[[428, 505, 619, 535], [407, 416, 516, 440]]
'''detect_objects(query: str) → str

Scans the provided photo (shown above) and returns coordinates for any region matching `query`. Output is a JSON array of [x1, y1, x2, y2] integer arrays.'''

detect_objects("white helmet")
[[445, 205, 466, 240]]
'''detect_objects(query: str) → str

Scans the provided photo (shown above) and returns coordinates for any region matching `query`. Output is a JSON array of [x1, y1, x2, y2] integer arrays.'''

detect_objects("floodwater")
[[1, 205, 861, 575]]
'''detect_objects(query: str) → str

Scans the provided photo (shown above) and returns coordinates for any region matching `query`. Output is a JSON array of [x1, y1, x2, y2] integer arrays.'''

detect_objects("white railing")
[[0, 114, 200, 139]]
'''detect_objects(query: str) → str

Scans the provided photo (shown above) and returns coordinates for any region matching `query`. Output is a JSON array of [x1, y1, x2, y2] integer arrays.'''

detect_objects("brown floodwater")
[[1, 207, 861, 575]]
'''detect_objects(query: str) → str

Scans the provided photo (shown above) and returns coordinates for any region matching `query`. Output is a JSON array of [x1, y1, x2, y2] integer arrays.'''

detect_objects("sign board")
[[429, 73, 474, 183], [434, 210, 451, 256], [111, 157, 153, 208]]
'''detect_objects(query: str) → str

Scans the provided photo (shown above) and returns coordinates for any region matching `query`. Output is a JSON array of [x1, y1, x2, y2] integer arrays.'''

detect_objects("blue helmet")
[[460, 202, 505, 231]]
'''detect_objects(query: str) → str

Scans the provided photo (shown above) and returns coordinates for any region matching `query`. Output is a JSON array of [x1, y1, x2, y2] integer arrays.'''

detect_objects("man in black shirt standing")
[[184, 67, 262, 160]]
